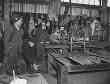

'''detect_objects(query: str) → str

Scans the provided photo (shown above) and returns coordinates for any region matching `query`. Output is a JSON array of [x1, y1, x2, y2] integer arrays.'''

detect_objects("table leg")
[[57, 63, 68, 84]]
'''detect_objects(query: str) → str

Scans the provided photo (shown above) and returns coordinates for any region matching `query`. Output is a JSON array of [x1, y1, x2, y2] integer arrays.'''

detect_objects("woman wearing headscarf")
[[4, 15, 24, 74], [23, 16, 39, 73]]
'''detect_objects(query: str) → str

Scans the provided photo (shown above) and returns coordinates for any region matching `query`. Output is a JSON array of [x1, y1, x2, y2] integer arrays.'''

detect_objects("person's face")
[[95, 23, 98, 27], [38, 18, 42, 24], [46, 21, 50, 27], [56, 29, 60, 34], [29, 17, 34, 23], [15, 18, 23, 28], [34, 21, 38, 27], [42, 22, 46, 30]]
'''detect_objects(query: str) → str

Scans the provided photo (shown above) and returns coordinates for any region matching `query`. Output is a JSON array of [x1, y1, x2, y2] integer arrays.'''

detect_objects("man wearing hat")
[[4, 15, 24, 74]]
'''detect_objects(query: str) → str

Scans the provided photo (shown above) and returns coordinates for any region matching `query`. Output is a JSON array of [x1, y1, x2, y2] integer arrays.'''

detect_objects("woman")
[[36, 19, 49, 72], [4, 15, 24, 74], [0, 22, 4, 63], [23, 16, 39, 73]]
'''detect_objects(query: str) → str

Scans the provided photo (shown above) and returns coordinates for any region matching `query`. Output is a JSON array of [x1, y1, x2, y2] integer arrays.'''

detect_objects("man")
[[36, 20, 49, 72], [4, 15, 24, 74], [49, 28, 60, 44], [23, 16, 39, 73], [0, 21, 4, 64]]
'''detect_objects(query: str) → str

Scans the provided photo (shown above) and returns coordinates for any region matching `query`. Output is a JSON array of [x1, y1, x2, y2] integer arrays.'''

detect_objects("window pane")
[[81, 0, 89, 4], [61, 0, 69, 2], [61, 0, 99, 5], [107, 0, 110, 7], [89, 0, 99, 5], [71, 0, 80, 3]]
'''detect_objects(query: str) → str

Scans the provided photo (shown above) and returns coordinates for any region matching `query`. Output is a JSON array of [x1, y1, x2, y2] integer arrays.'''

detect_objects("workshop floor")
[[44, 74, 57, 84], [0, 73, 57, 84]]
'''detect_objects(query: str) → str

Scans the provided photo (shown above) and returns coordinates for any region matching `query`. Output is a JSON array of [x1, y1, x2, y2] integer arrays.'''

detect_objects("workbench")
[[44, 44, 69, 73], [45, 42, 110, 84], [48, 52, 110, 84]]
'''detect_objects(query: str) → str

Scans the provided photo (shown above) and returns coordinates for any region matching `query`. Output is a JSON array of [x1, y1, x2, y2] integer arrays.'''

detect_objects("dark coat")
[[23, 28, 38, 65], [36, 25, 49, 64], [4, 22, 24, 64], [0, 21, 4, 62]]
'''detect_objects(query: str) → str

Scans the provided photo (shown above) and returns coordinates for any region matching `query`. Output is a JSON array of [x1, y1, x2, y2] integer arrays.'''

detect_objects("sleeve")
[[4, 23, 12, 54]]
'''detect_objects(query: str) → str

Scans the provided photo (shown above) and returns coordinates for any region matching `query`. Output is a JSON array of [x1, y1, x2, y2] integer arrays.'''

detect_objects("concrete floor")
[[0, 73, 57, 84], [0, 70, 110, 84], [46, 70, 110, 84], [44, 74, 57, 84]]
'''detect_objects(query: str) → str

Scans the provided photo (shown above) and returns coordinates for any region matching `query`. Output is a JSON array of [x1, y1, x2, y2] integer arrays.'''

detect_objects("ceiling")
[[12, 0, 49, 3]]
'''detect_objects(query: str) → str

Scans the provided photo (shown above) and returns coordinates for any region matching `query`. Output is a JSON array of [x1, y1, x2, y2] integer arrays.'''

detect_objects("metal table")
[[49, 53, 110, 84]]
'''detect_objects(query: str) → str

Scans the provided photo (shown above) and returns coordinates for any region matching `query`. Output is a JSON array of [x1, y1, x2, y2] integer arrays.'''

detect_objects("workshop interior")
[[0, 0, 110, 84]]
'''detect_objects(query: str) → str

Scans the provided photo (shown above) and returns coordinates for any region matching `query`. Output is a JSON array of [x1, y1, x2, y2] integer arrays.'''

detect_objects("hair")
[[10, 15, 23, 25]]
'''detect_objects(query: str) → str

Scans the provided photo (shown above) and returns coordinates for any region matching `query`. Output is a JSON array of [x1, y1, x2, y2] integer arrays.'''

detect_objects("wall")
[[10, 2, 99, 17], [11, 3, 48, 14], [60, 6, 99, 17]]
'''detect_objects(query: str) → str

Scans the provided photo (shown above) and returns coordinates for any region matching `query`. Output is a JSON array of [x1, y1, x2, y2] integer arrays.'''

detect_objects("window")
[[88, 0, 99, 5], [107, 0, 110, 7], [61, 0, 69, 2], [61, 0, 99, 5]]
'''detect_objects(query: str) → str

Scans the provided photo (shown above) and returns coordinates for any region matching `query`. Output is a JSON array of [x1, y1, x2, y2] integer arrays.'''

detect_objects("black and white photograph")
[[0, 0, 110, 84]]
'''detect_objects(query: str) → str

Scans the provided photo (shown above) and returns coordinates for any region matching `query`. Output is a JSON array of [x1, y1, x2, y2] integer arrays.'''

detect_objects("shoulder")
[[4, 23, 13, 35], [4, 22, 13, 30]]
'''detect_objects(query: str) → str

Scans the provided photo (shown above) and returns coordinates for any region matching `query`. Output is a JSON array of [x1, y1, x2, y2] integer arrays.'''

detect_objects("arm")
[[4, 23, 13, 54]]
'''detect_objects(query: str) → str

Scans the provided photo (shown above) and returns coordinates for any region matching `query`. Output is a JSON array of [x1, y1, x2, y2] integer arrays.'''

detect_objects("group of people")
[[0, 14, 51, 75], [66, 15, 104, 41], [23, 15, 50, 73], [0, 13, 106, 75]]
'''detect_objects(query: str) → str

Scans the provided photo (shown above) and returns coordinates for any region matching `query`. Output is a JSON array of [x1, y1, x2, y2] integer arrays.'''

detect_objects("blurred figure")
[[0, 21, 4, 64], [28, 16, 35, 36], [90, 19, 99, 36], [50, 28, 60, 44], [82, 18, 91, 41], [46, 20, 51, 34], [36, 19, 49, 72], [4, 15, 24, 74], [90, 18, 102, 40], [23, 16, 39, 73]]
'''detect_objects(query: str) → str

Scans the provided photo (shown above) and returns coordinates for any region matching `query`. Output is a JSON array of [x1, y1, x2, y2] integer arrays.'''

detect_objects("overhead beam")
[[12, 0, 49, 4]]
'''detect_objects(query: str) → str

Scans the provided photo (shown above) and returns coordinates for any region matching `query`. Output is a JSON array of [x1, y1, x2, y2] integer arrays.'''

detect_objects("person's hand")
[[28, 41, 34, 47], [33, 64, 40, 71]]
